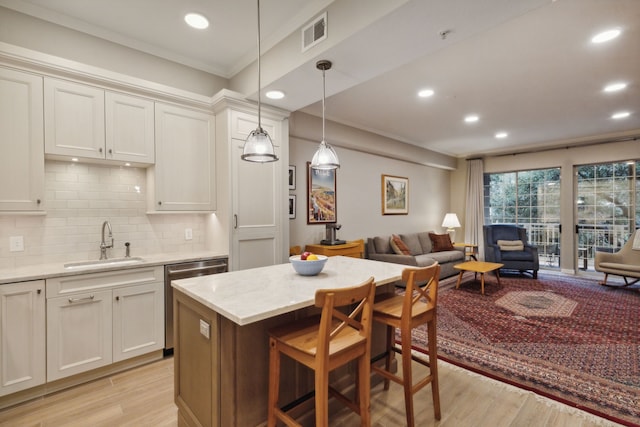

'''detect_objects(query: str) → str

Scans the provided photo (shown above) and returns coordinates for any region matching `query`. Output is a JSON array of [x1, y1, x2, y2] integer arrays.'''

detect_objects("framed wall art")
[[288, 195, 296, 219], [382, 174, 408, 215], [307, 162, 337, 224], [288, 165, 296, 190]]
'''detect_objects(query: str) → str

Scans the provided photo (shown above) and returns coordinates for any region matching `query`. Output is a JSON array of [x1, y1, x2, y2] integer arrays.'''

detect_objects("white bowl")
[[289, 255, 328, 276]]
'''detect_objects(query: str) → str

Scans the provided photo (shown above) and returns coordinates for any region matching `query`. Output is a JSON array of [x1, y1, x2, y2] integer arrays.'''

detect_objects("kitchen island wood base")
[[174, 285, 394, 427]]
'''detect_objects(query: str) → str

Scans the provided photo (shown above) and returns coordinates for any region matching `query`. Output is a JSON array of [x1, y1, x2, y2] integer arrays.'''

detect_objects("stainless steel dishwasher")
[[164, 257, 228, 355]]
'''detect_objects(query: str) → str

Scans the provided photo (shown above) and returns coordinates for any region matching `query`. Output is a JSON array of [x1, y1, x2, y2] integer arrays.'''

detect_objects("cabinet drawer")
[[46, 266, 163, 297]]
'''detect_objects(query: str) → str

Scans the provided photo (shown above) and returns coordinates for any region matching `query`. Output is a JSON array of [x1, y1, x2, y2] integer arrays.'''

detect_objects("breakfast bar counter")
[[171, 256, 405, 427]]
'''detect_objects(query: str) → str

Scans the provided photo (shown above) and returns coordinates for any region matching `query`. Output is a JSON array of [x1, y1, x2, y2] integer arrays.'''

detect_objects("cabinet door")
[[44, 77, 105, 159], [113, 282, 164, 362], [231, 111, 282, 270], [152, 103, 215, 211], [0, 280, 45, 396], [47, 289, 112, 381], [0, 68, 44, 211], [105, 92, 154, 164]]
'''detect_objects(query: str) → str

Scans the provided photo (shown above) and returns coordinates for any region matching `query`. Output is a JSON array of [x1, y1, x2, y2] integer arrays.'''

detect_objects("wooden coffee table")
[[454, 261, 504, 295]]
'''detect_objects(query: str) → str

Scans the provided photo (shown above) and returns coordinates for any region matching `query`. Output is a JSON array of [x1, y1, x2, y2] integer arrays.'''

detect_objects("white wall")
[[0, 161, 211, 269], [289, 130, 452, 250]]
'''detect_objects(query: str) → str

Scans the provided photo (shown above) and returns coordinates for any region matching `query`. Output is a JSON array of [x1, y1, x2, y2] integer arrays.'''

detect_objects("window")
[[484, 168, 561, 268]]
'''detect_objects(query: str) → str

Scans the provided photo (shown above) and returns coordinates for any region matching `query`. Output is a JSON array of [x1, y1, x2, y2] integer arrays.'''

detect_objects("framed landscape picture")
[[307, 162, 337, 224], [382, 174, 408, 215]]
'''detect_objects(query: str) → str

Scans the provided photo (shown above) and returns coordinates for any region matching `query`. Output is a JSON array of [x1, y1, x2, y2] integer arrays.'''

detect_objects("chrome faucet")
[[100, 220, 114, 260]]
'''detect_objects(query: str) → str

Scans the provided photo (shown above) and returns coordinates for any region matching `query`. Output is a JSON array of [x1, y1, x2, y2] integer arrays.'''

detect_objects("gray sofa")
[[366, 232, 465, 279]]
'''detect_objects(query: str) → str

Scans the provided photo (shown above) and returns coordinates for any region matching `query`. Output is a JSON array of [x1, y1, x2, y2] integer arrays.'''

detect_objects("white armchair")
[[594, 230, 640, 287]]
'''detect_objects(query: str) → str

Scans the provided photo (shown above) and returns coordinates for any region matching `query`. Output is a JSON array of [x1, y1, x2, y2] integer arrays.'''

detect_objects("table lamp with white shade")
[[441, 213, 461, 243]]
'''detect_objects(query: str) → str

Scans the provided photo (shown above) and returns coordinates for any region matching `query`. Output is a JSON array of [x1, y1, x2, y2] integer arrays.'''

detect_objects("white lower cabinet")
[[0, 280, 46, 396], [46, 267, 164, 381], [113, 282, 164, 362], [46, 289, 113, 381]]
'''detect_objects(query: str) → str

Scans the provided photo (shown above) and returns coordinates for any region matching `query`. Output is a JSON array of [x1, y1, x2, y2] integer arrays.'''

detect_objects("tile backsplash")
[[0, 161, 210, 269]]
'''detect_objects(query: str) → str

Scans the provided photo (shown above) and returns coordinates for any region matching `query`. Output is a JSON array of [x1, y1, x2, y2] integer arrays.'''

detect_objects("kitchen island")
[[171, 256, 406, 427]]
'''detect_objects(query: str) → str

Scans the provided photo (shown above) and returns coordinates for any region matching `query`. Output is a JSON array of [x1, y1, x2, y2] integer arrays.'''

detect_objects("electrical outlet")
[[9, 236, 24, 252], [199, 319, 210, 339], [185, 228, 193, 240]]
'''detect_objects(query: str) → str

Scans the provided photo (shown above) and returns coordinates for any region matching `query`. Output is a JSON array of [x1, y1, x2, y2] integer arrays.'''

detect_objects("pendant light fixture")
[[241, 0, 278, 163], [311, 60, 340, 170]]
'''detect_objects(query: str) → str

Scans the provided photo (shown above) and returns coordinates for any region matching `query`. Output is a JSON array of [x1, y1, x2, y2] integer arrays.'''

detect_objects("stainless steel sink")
[[64, 257, 146, 270]]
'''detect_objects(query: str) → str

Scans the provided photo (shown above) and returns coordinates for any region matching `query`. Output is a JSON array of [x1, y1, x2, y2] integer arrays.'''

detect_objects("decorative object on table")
[[483, 224, 539, 278], [288, 195, 296, 219], [310, 60, 340, 170], [594, 229, 640, 287], [241, 0, 278, 163], [307, 161, 336, 224], [381, 174, 408, 215], [412, 272, 640, 426], [289, 254, 328, 276], [320, 223, 346, 245], [441, 213, 461, 242], [288, 165, 296, 190]]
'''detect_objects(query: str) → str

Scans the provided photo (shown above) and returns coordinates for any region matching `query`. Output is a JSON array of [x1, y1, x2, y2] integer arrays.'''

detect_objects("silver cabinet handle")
[[68, 295, 95, 303], [99, 147, 103, 153], [234, 214, 238, 229]]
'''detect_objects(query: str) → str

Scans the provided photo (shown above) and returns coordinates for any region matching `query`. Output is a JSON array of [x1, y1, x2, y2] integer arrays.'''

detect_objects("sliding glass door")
[[575, 161, 638, 271], [484, 168, 561, 269]]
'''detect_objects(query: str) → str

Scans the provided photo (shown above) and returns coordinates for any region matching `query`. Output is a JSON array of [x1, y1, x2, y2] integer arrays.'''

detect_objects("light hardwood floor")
[[0, 357, 622, 427]]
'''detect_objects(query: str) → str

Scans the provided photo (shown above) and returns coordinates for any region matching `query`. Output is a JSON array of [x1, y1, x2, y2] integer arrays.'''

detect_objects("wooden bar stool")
[[267, 277, 376, 427], [372, 263, 441, 426]]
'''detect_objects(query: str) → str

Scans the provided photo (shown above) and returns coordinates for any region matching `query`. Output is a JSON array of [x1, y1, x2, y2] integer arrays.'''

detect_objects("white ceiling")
[[2, 0, 639, 158]]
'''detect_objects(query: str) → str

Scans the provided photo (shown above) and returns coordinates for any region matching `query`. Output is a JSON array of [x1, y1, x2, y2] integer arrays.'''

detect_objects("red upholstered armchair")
[[483, 224, 539, 278]]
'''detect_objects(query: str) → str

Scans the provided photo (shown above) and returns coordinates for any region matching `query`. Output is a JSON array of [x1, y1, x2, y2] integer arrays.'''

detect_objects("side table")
[[305, 239, 365, 259], [453, 243, 478, 261]]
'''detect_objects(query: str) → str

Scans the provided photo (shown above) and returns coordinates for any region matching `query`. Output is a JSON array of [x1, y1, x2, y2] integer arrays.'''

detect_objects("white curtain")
[[464, 159, 485, 260]]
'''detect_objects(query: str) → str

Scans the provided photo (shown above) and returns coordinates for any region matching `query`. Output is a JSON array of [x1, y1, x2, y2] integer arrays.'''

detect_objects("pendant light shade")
[[311, 60, 340, 170], [242, 0, 278, 163]]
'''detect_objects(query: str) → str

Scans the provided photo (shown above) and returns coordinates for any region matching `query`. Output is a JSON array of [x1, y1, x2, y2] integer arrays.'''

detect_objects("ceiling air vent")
[[302, 12, 327, 52]]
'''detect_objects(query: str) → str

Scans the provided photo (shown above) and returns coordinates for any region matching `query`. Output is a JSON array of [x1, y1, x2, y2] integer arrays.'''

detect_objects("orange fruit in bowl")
[[306, 254, 319, 261]]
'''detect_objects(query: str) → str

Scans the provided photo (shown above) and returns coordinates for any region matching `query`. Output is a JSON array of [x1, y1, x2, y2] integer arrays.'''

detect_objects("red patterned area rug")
[[408, 272, 640, 426]]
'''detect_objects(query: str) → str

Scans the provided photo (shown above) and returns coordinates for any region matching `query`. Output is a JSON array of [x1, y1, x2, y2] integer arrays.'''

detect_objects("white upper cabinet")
[[44, 78, 154, 164], [0, 67, 45, 212], [105, 91, 155, 164], [150, 103, 215, 212]]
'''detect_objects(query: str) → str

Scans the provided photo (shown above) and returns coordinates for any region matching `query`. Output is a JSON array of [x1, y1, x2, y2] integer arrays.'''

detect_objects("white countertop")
[[171, 256, 406, 326], [0, 251, 228, 284]]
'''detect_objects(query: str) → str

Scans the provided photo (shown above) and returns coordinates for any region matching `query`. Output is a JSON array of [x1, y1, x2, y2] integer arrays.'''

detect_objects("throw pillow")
[[389, 234, 411, 255], [497, 239, 524, 251], [429, 232, 454, 252]]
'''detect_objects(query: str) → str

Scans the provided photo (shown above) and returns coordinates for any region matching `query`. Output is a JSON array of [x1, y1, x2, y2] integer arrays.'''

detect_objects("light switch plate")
[[9, 236, 24, 252], [185, 228, 193, 240], [199, 319, 210, 339]]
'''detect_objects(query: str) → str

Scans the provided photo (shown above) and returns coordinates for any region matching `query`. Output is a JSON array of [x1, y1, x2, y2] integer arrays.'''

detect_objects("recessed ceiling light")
[[603, 82, 627, 92], [266, 90, 285, 100], [464, 114, 479, 123], [185, 13, 209, 30], [418, 89, 435, 98], [591, 28, 621, 44], [611, 111, 630, 119], [495, 132, 508, 139]]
